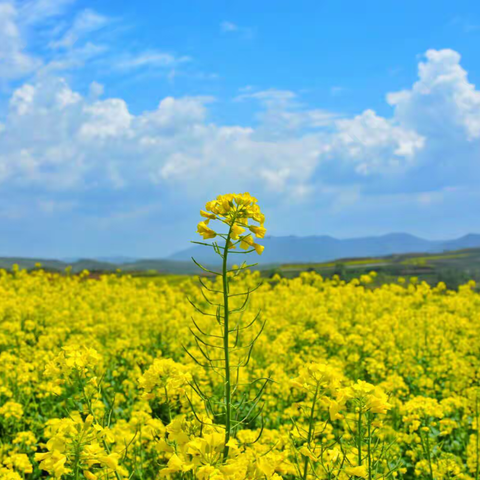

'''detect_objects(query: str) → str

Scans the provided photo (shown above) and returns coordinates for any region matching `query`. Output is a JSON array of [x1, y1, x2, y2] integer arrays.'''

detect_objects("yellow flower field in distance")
[[0, 265, 479, 479]]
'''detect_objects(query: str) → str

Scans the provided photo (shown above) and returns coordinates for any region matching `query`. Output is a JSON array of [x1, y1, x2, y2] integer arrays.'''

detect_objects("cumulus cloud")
[[388, 49, 480, 140], [1, 39, 480, 256], [79, 98, 133, 139], [1, 48, 480, 205], [0, 77, 322, 198], [328, 109, 425, 176], [385, 49, 480, 189], [1, 32, 480, 255]]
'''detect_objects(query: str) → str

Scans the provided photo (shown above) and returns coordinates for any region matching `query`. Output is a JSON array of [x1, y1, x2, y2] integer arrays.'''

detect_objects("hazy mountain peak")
[[169, 233, 480, 265]]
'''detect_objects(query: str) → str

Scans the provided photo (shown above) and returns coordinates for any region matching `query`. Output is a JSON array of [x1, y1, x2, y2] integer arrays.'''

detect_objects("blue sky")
[[1, 0, 480, 258]]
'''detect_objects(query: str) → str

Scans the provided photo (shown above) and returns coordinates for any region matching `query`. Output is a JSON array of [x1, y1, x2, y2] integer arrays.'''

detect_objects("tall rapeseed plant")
[[186, 193, 270, 459]]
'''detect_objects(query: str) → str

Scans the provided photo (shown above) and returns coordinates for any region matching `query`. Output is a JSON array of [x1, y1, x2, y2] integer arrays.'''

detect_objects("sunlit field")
[[1, 265, 480, 479]]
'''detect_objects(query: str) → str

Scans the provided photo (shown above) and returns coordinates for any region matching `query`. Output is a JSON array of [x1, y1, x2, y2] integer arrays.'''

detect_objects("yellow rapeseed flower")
[[197, 192, 266, 254]]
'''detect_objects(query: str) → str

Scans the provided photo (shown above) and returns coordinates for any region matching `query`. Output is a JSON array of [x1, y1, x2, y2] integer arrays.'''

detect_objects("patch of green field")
[[401, 253, 470, 265], [282, 257, 387, 269], [264, 248, 480, 290]]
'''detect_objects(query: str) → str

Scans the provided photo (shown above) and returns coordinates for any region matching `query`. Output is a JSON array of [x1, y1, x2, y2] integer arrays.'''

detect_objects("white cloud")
[[1, 40, 480, 255], [236, 88, 298, 108], [0, 48, 479, 216], [0, 2, 41, 79], [0, 78, 321, 196], [20, 0, 76, 25], [79, 98, 132, 139], [0, 0, 193, 85], [41, 42, 108, 73], [387, 49, 480, 141], [236, 88, 341, 136], [50, 8, 109, 49], [115, 51, 191, 71], [0, 1, 110, 82], [9, 83, 36, 114], [330, 109, 425, 175], [88, 81, 104, 99], [141, 96, 214, 128]]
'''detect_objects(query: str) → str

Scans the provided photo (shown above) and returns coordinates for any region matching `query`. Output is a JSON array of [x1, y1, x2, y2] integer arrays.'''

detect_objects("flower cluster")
[[139, 357, 192, 402], [34, 413, 125, 479], [196, 193, 266, 254]]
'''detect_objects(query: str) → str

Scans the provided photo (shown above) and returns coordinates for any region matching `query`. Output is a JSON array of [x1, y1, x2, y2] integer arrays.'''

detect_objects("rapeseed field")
[[1, 193, 479, 480]]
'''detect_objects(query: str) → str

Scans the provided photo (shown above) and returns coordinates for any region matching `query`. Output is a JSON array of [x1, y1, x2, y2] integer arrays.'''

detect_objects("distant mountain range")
[[168, 233, 480, 265], [1, 233, 480, 273]]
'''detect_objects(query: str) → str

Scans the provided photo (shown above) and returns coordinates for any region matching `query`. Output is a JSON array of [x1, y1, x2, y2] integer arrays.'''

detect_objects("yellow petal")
[[253, 243, 264, 255]]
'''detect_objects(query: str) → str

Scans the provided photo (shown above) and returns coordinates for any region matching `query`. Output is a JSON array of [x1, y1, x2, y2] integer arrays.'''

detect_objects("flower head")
[[197, 193, 266, 254]]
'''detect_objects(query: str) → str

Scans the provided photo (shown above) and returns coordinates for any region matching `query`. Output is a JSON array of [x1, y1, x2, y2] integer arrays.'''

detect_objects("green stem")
[[222, 224, 233, 460], [425, 430, 434, 480], [367, 412, 372, 480], [164, 386, 172, 423], [302, 382, 320, 480], [419, 427, 434, 480], [358, 407, 363, 466], [73, 442, 81, 480], [476, 390, 479, 480]]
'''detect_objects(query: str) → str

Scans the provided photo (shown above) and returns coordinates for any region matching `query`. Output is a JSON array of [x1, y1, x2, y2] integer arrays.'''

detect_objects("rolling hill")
[[2, 233, 480, 275], [168, 233, 480, 265]]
